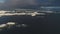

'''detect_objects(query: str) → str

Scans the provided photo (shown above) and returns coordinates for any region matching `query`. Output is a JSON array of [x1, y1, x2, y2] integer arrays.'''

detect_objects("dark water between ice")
[[0, 13, 60, 34]]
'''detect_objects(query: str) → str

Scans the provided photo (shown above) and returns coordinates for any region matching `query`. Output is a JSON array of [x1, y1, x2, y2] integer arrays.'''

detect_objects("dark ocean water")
[[0, 13, 60, 34]]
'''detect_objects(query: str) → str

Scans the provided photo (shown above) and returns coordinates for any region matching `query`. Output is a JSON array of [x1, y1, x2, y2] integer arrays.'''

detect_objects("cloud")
[[0, 0, 60, 9], [4, 0, 39, 8]]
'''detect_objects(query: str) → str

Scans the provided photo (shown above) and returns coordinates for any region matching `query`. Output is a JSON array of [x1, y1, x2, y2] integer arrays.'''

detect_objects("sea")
[[0, 13, 60, 34]]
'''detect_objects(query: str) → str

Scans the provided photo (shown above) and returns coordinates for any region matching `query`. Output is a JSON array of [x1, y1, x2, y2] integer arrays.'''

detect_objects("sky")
[[0, 0, 4, 3], [0, 0, 60, 10]]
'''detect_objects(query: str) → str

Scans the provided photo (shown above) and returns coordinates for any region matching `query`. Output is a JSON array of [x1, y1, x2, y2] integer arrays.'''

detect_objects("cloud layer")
[[4, 0, 39, 8], [0, 0, 60, 10]]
